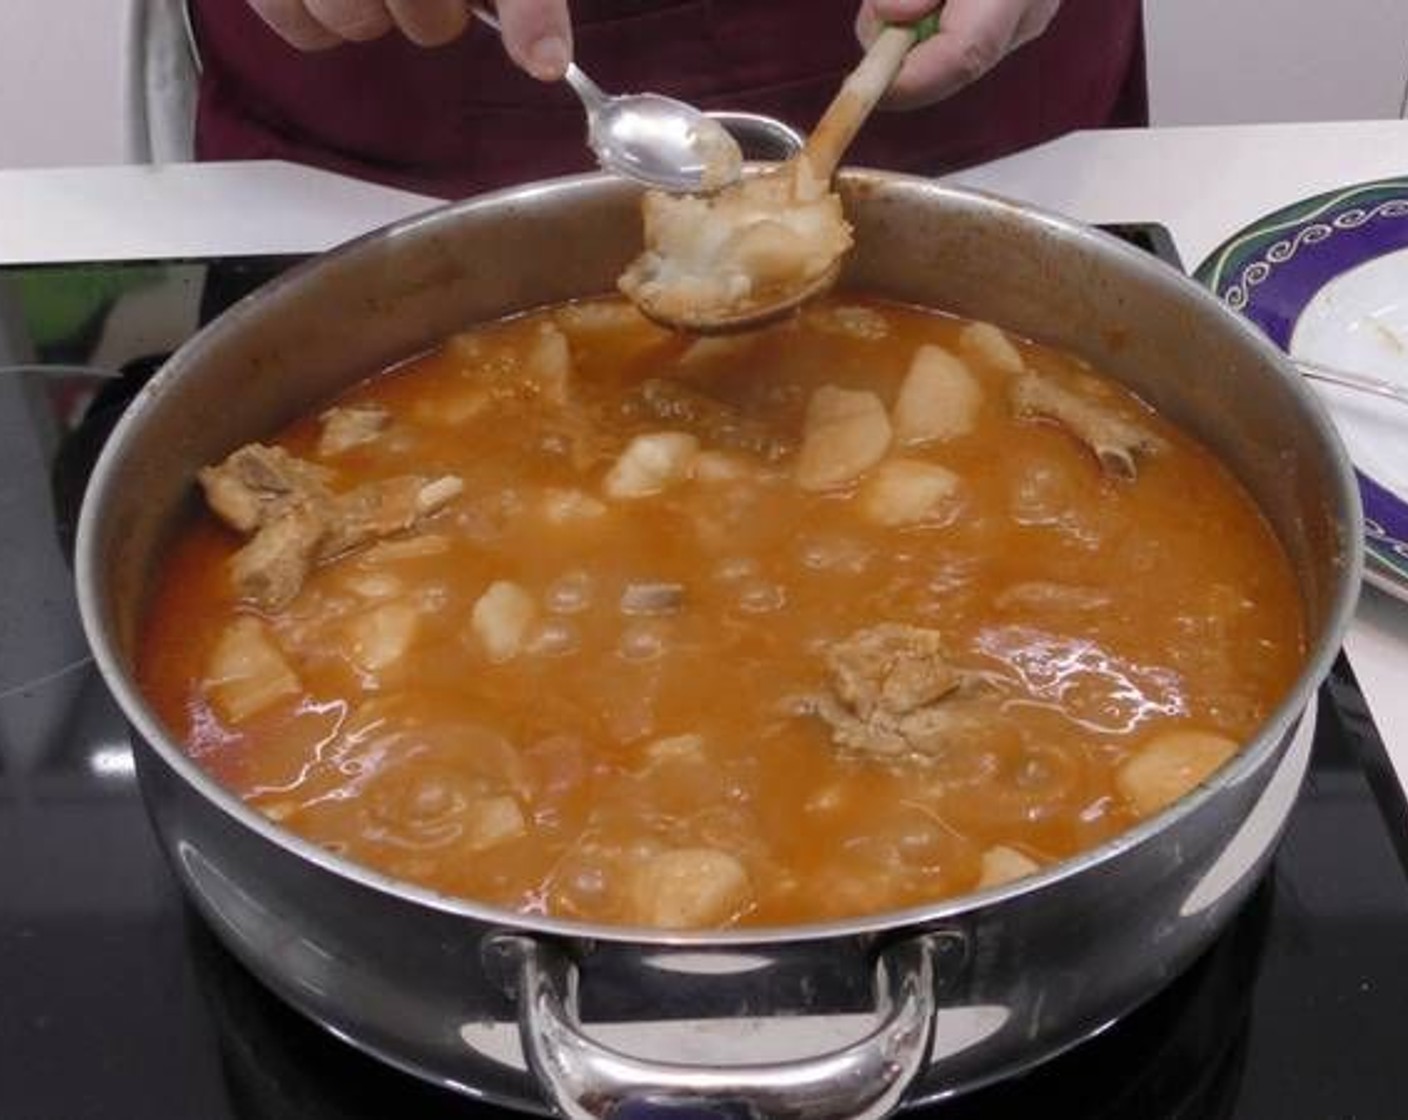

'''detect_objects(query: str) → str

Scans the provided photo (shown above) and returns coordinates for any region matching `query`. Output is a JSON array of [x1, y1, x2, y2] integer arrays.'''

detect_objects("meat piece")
[[803, 624, 994, 759], [620, 379, 790, 462], [200, 443, 463, 610], [198, 443, 332, 533], [1009, 373, 1164, 480], [827, 624, 961, 718], [321, 475, 464, 557], [228, 505, 326, 611], [317, 404, 390, 457], [793, 386, 892, 492]]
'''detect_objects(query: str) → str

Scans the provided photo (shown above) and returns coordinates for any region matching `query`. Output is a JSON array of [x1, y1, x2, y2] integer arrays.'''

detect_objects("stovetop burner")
[[3, 235, 1407, 1120]]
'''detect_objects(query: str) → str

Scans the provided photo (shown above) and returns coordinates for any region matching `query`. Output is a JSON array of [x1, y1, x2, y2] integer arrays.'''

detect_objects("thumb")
[[495, 0, 574, 81]]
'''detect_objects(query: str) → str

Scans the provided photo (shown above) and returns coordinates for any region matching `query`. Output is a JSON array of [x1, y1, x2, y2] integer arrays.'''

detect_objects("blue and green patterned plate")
[[1196, 178, 1408, 603]]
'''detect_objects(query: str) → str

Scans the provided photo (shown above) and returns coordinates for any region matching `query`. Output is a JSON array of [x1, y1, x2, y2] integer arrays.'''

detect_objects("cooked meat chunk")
[[199, 443, 463, 610], [827, 623, 961, 718], [1009, 374, 1164, 480], [318, 404, 390, 457], [620, 379, 791, 462], [803, 624, 994, 759], [198, 443, 333, 532], [228, 505, 325, 611], [321, 475, 464, 557]]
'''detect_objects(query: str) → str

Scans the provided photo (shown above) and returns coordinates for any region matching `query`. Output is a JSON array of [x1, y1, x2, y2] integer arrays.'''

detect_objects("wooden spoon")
[[626, 18, 936, 335]]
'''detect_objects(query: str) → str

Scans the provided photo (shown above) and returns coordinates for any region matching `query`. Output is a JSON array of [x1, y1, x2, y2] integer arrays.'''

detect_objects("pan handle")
[[490, 933, 939, 1120]]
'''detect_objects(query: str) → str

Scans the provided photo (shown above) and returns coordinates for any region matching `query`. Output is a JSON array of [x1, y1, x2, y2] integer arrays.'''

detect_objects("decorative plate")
[[1196, 178, 1408, 602]]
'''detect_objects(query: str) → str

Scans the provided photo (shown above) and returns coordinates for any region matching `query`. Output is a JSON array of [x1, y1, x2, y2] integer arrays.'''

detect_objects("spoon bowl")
[[469, 4, 745, 194]]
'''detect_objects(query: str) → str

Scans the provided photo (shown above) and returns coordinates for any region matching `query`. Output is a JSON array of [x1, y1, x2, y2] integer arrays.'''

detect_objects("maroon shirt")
[[190, 0, 1145, 199]]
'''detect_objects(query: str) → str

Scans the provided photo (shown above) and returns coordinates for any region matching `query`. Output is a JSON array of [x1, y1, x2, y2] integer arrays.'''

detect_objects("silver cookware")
[[75, 172, 1361, 1116]]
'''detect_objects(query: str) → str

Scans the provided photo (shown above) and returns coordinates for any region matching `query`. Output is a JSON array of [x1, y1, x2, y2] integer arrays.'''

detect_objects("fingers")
[[857, 0, 1063, 110], [246, 0, 344, 49], [247, 0, 478, 51], [303, 0, 395, 41], [494, 0, 574, 81], [384, 0, 471, 47]]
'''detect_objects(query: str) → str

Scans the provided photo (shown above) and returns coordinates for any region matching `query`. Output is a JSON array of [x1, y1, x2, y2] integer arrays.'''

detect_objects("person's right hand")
[[244, 1, 574, 80]]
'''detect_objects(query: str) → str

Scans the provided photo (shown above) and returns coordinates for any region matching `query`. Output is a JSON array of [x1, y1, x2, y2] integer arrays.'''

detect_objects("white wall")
[[1145, 0, 1408, 125], [0, 1, 1406, 170], [0, 0, 128, 168]]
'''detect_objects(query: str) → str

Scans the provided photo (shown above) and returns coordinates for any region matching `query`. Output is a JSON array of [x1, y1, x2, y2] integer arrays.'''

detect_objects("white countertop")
[[2, 120, 1405, 793]]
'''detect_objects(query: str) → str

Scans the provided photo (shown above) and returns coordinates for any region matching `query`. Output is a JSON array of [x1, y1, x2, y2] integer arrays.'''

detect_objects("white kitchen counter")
[[2, 120, 1405, 794]]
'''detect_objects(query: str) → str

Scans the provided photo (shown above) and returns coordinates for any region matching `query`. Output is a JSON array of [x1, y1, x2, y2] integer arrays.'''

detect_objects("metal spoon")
[[468, 4, 743, 193]]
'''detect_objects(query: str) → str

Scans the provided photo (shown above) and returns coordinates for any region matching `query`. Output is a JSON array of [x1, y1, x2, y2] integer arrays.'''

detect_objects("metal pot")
[[75, 171, 1361, 1117]]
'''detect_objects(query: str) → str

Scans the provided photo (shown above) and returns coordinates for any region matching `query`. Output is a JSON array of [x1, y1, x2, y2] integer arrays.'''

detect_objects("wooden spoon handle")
[[800, 22, 924, 191]]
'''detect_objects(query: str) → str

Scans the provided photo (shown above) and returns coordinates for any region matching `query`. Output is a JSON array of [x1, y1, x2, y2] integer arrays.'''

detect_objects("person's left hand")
[[855, 0, 1062, 110]]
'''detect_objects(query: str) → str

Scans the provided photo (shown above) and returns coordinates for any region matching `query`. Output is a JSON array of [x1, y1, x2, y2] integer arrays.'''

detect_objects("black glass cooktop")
[[3, 234, 1408, 1120]]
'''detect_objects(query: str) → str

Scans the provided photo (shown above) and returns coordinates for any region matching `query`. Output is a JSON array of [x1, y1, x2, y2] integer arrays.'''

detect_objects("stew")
[[138, 296, 1305, 929]]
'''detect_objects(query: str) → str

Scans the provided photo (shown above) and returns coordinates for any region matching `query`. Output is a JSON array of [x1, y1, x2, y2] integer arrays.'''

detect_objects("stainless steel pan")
[[75, 171, 1362, 1116]]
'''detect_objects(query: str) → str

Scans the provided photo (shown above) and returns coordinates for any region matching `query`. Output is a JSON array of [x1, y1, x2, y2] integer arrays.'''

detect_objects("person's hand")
[[856, 0, 1061, 110], [245, 1, 574, 80]]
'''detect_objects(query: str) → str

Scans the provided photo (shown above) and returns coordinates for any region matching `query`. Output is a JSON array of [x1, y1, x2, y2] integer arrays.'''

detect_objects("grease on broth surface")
[[137, 296, 1305, 929]]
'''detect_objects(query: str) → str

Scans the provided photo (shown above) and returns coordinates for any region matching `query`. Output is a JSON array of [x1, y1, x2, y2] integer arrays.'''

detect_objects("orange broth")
[[137, 296, 1306, 928]]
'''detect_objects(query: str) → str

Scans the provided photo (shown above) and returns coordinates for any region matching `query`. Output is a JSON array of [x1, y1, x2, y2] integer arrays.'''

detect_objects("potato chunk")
[[346, 601, 420, 674], [317, 404, 389, 457], [1117, 730, 1239, 816], [960, 321, 1025, 374], [464, 796, 528, 852], [976, 845, 1041, 889], [525, 322, 573, 405], [857, 459, 962, 527], [204, 617, 301, 723], [540, 488, 609, 525], [794, 386, 892, 492], [892, 345, 982, 445], [470, 580, 538, 663], [629, 848, 752, 928], [603, 432, 700, 500]]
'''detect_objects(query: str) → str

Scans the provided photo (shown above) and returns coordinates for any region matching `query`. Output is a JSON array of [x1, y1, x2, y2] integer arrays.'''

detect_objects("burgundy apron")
[[190, 0, 1145, 199]]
